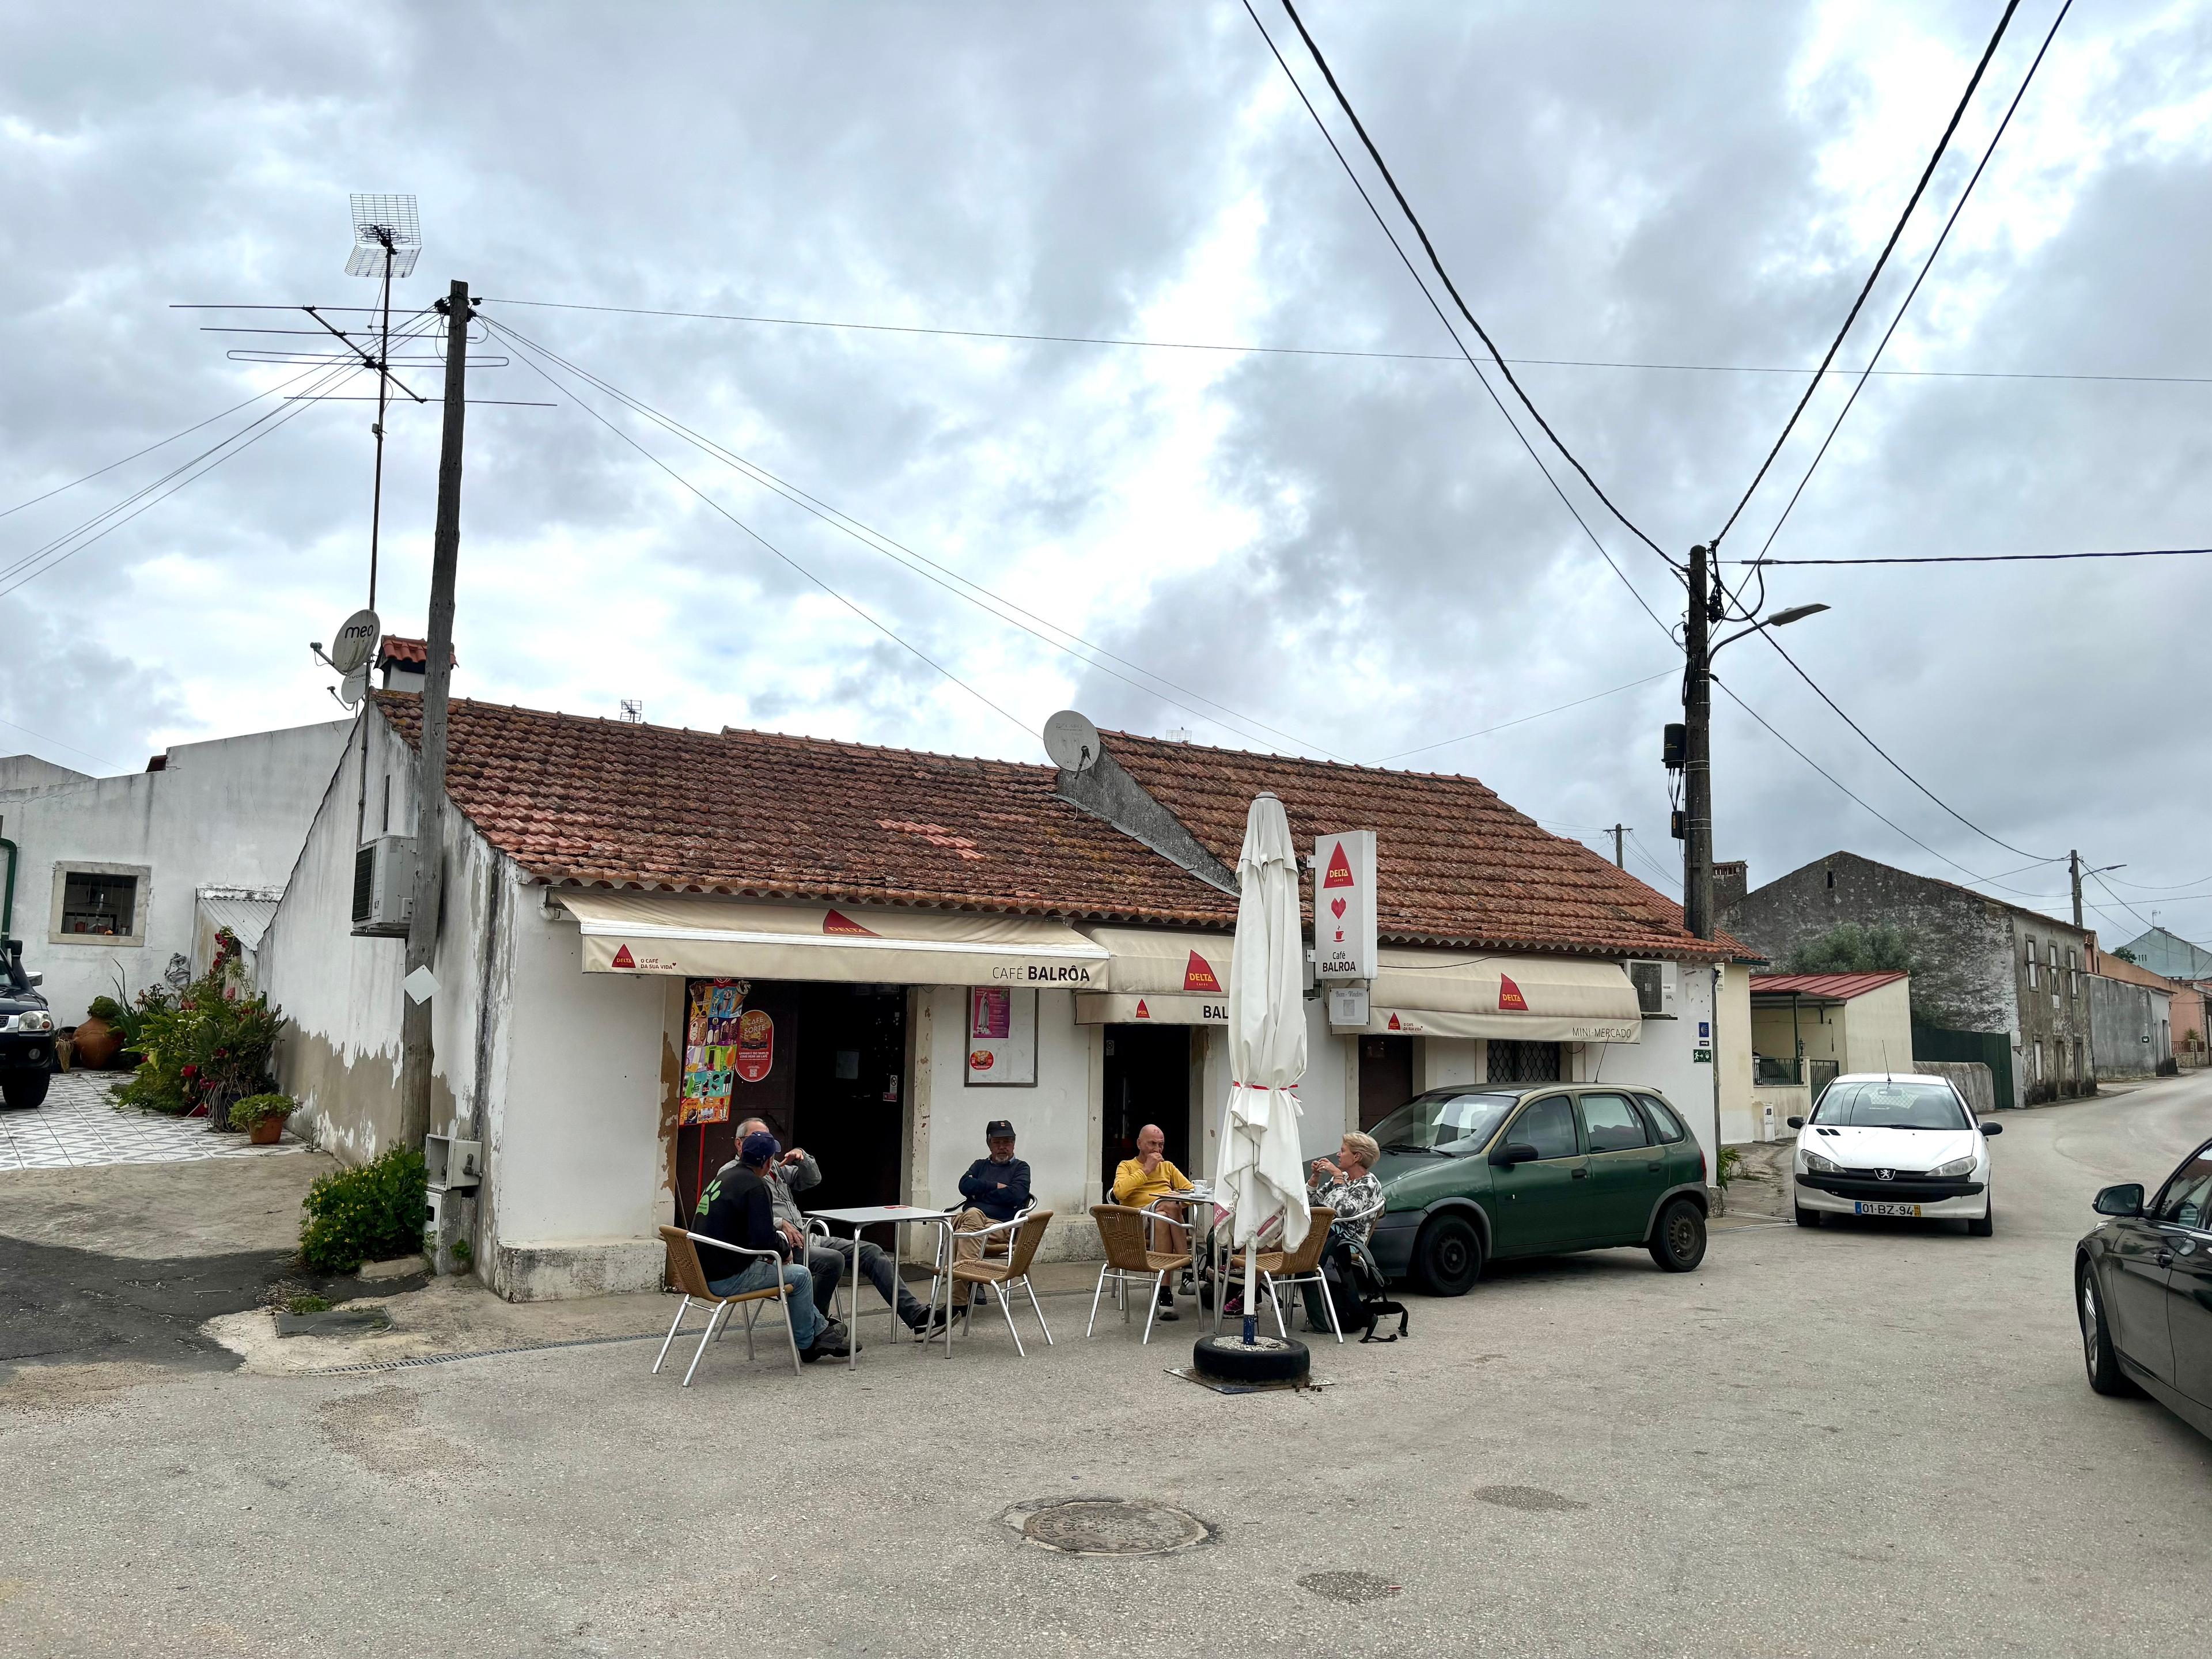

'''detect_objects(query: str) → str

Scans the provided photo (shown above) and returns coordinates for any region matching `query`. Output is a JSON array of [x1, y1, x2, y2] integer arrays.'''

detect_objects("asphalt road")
[[4, 1075, 2209, 1658]]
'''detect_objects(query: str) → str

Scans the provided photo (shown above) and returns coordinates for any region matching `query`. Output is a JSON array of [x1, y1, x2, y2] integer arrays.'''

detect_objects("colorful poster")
[[735, 1007, 775, 1084], [680, 979, 745, 1125], [971, 988, 1010, 1040], [965, 987, 1037, 1086]]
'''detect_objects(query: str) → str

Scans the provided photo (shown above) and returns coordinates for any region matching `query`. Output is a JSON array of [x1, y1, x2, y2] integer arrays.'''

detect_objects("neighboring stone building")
[[2089, 949, 2177, 1077], [1721, 852, 2094, 1107], [0, 722, 353, 1024]]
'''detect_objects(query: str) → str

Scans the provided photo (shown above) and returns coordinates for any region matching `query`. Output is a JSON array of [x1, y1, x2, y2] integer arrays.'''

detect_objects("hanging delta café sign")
[[1312, 831, 1377, 980]]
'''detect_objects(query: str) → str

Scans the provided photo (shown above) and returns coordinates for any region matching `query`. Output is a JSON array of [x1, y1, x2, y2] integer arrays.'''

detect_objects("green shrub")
[[229, 1092, 295, 1129], [285, 1293, 332, 1315], [300, 1146, 428, 1274], [86, 995, 126, 1024], [115, 970, 283, 1124]]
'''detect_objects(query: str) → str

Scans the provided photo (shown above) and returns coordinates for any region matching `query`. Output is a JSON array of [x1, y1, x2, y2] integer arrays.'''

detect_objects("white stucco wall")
[[1841, 978, 1915, 1077], [3, 719, 351, 1022], [925, 984, 1101, 1263], [1583, 965, 1723, 1176]]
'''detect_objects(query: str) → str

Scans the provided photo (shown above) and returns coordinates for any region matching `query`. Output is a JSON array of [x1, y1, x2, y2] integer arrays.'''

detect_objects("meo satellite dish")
[[328, 608, 381, 677], [1042, 709, 1101, 774]]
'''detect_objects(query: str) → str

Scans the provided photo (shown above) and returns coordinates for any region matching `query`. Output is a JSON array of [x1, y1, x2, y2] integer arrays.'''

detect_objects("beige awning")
[[557, 892, 1107, 987], [1071, 927, 1234, 1025], [1341, 948, 1642, 1044]]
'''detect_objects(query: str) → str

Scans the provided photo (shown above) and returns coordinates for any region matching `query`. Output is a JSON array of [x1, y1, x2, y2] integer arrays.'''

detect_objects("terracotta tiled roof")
[[370, 695, 1736, 959], [377, 636, 456, 669], [1100, 730, 1740, 960], [373, 694, 1234, 923], [1749, 971, 1908, 999]]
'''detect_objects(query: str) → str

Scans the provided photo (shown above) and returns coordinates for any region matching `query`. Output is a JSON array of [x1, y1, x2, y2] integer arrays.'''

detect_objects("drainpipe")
[[0, 836, 16, 938]]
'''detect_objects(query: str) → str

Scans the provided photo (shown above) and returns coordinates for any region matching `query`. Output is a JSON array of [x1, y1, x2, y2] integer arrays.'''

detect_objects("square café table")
[[806, 1204, 956, 1369]]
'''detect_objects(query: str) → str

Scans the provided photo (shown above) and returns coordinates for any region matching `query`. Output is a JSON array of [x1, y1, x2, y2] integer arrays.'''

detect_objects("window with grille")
[[50, 863, 149, 946], [1487, 1039, 1562, 1084]]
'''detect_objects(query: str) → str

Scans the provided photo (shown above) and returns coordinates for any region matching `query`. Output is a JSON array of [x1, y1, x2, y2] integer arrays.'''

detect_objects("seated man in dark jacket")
[[957, 1119, 1033, 1224], [693, 1131, 848, 1360]]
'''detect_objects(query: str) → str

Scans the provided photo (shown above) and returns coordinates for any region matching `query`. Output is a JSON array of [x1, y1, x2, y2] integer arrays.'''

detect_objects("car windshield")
[[1811, 1081, 1970, 1130], [1368, 1090, 1521, 1154]]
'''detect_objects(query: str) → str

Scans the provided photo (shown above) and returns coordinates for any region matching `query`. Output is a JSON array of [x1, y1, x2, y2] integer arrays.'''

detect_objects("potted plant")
[[74, 997, 126, 1070], [229, 1092, 296, 1146]]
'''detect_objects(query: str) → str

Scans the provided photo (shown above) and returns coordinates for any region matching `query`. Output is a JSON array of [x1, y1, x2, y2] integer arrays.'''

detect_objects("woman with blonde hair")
[[1302, 1130, 1386, 1332]]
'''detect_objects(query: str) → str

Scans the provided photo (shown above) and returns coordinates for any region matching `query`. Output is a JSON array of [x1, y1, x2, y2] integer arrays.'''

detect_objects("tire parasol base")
[[1192, 1331, 1309, 1385]]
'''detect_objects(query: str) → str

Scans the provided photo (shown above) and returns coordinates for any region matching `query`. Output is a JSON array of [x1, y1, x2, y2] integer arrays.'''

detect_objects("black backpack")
[[1323, 1238, 1410, 1343]]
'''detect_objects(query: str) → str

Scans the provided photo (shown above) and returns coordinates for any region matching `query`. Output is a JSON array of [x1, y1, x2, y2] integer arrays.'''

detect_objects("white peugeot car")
[[1789, 1073, 2001, 1236]]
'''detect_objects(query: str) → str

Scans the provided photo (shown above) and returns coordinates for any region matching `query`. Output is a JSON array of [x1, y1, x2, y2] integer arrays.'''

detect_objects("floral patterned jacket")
[[1308, 1169, 1386, 1248]]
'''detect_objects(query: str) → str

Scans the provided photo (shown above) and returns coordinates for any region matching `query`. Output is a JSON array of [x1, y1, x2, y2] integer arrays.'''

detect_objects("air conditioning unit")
[[351, 835, 416, 937], [1627, 959, 1678, 1018]]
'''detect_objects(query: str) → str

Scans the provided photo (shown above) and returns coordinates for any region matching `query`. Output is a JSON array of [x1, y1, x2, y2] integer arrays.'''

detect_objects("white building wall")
[[486, 889, 671, 1300], [1585, 965, 1723, 1176], [1841, 978, 1915, 1077], [925, 984, 1100, 1263], [3, 720, 350, 1022]]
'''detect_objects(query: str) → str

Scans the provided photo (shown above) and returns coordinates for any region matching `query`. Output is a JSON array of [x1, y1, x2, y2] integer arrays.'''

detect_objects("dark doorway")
[[793, 983, 906, 1215], [1358, 1034, 1414, 1131], [1103, 1024, 1191, 1193], [672, 980, 905, 1226]]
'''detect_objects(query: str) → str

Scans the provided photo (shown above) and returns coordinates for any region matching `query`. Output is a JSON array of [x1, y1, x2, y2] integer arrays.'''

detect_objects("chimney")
[[1713, 859, 1748, 916]]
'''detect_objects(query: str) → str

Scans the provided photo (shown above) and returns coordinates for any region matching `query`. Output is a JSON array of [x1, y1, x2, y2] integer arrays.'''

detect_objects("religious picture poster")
[[965, 987, 1037, 1086], [680, 979, 744, 1125]]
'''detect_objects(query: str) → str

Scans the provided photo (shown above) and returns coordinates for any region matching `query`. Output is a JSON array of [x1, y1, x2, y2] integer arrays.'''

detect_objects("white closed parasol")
[[1218, 791, 1309, 1336]]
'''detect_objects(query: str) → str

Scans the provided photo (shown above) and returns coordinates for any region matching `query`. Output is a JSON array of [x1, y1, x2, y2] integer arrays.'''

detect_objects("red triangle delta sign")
[[1134, 998, 1150, 1020], [611, 944, 636, 969], [1498, 973, 1528, 1012], [822, 908, 878, 937], [1321, 841, 1356, 889], [1182, 951, 1222, 994]]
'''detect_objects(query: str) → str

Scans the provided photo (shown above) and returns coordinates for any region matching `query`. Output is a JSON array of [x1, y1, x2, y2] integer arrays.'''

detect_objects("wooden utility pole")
[[398, 279, 470, 1151], [1681, 543, 1714, 940]]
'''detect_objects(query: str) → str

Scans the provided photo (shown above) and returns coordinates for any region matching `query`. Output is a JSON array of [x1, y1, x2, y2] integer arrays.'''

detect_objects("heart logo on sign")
[[1331, 897, 1347, 919]]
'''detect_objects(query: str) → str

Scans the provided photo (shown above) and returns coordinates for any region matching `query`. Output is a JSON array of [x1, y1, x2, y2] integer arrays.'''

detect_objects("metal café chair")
[[1218, 1207, 1337, 1340], [653, 1226, 804, 1384], [940, 1210, 1055, 1357], [1087, 1205, 1187, 1343], [802, 1215, 847, 1323]]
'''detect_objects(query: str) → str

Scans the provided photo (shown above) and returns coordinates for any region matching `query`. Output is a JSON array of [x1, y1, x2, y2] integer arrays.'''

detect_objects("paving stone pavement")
[[0, 1069, 303, 1171]]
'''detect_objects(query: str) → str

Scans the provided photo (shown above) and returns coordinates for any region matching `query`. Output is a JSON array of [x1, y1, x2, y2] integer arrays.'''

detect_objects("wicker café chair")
[[942, 1210, 1055, 1358], [1220, 1207, 1338, 1342], [1088, 1205, 1188, 1344], [654, 1226, 803, 1385]]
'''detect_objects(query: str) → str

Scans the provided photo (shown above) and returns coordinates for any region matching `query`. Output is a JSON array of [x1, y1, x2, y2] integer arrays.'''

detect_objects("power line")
[[483, 315, 1350, 760], [1239, 0, 1684, 654], [1747, 546, 2210, 566], [1755, 630, 2061, 862], [0, 714, 125, 770], [1732, 0, 2069, 615], [1268, 0, 1678, 574], [493, 323, 1040, 742], [1713, 0, 2021, 550], [472, 298, 2209, 388], [2088, 869, 2212, 951], [1377, 670, 1673, 763]]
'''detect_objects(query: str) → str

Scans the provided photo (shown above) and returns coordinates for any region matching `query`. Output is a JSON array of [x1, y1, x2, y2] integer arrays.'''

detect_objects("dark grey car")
[[2075, 1134, 2212, 1443]]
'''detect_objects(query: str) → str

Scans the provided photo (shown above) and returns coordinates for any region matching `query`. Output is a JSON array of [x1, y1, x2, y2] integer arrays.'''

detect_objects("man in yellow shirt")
[[1112, 1123, 1195, 1321]]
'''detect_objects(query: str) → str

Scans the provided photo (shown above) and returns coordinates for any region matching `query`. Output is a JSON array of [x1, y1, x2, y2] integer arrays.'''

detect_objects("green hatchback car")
[[1363, 1084, 1710, 1296]]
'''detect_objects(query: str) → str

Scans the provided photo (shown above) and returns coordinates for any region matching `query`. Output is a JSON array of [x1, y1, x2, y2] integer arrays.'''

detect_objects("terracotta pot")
[[72, 1016, 123, 1070], [248, 1114, 287, 1146]]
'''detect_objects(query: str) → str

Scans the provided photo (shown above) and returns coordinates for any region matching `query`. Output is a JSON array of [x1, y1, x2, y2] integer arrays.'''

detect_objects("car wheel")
[[1648, 1197, 1707, 1272], [1966, 1202, 1994, 1238], [0, 1072, 50, 1111], [2077, 1262, 2138, 1397], [1412, 1214, 1483, 1297], [1793, 1202, 1821, 1228]]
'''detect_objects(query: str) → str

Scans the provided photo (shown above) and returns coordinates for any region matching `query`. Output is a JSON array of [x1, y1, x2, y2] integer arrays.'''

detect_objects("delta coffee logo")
[[1181, 951, 1222, 994], [1322, 841, 1356, 889]]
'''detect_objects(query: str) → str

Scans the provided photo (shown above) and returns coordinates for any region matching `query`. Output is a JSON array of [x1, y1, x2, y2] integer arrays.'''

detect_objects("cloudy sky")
[[4, 0, 2208, 945]]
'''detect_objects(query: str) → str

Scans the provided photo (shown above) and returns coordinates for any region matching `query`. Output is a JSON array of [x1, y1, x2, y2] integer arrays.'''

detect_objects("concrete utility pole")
[[1681, 543, 1715, 941], [398, 279, 471, 1152], [1611, 824, 1627, 869], [2070, 849, 2083, 931]]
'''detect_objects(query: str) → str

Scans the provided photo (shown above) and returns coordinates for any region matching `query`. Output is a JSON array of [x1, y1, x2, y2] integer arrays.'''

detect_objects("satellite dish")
[[336, 666, 369, 708], [329, 608, 381, 677], [1043, 709, 1101, 774]]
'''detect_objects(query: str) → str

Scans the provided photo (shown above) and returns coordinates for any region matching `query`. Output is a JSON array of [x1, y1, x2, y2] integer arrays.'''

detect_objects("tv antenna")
[[346, 193, 422, 609]]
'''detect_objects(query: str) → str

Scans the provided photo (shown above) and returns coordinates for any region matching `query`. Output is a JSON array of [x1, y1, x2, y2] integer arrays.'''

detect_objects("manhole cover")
[[1298, 1570, 1402, 1604], [1472, 1484, 1589, 1513], [1005, 1497, 1211, 1556]]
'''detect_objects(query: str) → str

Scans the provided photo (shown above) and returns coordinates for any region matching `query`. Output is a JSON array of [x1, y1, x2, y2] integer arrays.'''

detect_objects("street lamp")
[[1679, 537, 1831, 940]]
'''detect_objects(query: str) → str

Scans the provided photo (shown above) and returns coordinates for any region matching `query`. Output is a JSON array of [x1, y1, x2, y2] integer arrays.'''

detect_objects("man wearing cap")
[[728, 1117, 943, 1340], [692, 1131, 847, 1361], [957, 1120, 1033, 1224]]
